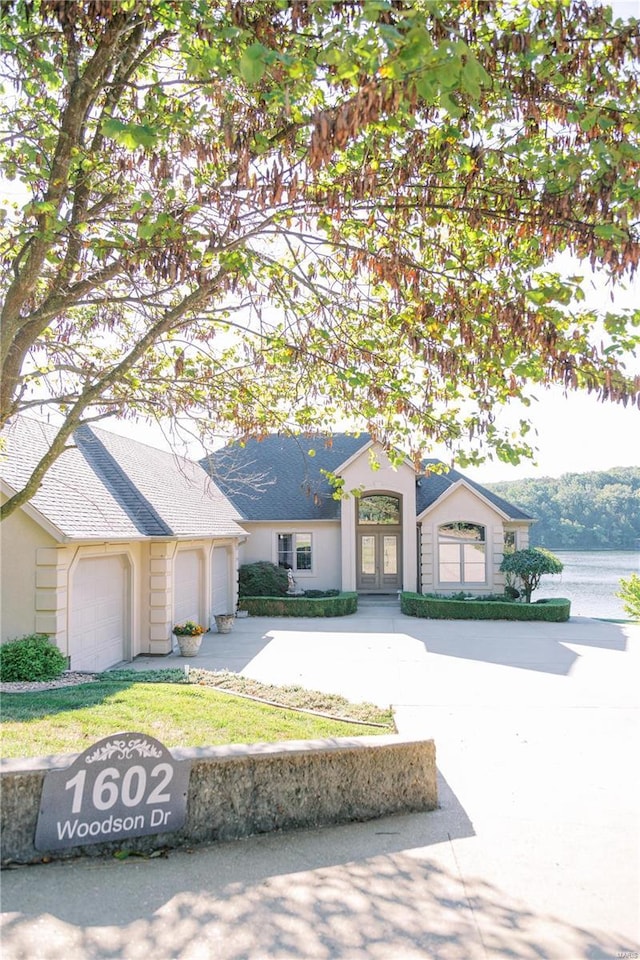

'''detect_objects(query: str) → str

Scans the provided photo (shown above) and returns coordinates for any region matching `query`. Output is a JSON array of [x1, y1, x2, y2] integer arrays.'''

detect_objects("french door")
[[356, 530, 402, 592]]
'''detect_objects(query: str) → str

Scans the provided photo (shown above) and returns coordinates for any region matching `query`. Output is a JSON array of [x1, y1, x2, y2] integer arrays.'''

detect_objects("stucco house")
[[205, 434, 533, 596], [1, 417, 246, 670], [1, 421, 533, 672]]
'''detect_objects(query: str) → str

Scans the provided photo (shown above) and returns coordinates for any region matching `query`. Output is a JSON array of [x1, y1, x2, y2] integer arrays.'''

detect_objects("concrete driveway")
[[2, 606, 639, 959]]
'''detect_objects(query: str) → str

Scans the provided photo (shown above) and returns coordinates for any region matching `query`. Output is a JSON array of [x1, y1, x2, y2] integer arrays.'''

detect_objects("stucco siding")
[[420, 485, 509, 594], [2, 527, 242, 664], [340, 445, 418, 592], [239, 522, 342, 591], [1, 501, 57, 643]]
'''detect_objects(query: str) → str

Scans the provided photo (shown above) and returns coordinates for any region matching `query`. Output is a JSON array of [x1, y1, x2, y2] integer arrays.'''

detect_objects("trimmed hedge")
[[401, 593, 571, 622], [238, 593, 358, 617]]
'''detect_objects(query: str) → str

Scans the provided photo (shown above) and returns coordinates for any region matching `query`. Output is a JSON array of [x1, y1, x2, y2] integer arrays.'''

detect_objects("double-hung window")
[[277, 533, 312, 572]]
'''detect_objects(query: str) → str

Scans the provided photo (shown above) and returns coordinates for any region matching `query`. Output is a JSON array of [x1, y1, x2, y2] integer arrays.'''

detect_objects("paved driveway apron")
[[2, 608, 639, 960]]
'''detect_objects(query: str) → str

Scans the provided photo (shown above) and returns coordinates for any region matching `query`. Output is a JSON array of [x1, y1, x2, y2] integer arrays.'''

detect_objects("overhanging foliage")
[[1, 0, 639, 519]]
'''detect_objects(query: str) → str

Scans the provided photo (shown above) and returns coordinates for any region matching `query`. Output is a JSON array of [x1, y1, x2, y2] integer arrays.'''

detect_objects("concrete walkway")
[[2, 607, 639, 959]]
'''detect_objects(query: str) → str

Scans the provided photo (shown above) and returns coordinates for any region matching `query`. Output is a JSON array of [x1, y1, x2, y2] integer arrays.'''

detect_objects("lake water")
[[537, 550, 639, 619]]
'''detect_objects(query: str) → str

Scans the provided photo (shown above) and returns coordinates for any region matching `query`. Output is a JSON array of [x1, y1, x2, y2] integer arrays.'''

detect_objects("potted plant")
[[214, 613, 235, 634], [172, 621, 206, 657]]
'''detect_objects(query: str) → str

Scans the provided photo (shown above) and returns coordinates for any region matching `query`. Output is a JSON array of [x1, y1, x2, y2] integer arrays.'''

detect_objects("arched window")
[[357, 494, 401, 525], [438, 522, 486, 585]]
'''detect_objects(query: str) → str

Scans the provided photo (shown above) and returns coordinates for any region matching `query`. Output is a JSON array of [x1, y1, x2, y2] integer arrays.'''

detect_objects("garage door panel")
[[70, 555, 128, 672], [212, 547, 230, 615], [174, 550, 202, 625]]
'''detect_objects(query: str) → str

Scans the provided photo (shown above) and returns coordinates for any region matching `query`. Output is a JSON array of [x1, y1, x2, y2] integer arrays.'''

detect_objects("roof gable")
[[417, 462, 532, 521]]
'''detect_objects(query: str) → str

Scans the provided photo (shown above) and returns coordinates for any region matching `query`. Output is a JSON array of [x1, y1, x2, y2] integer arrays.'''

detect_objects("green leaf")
[[102, 118, 157, 150], [438, 91, 463, 118], [416, 74, 437, 102], [137, 220, 158, 240], [239, 43, 268, 84], [129, 124, 157, 149]]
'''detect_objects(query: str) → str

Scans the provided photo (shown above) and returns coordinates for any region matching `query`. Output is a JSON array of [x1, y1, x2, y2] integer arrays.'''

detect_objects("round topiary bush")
[[0, 634, 67, 682], [500, 547, 563, 603], [238, 561, 289, 598]]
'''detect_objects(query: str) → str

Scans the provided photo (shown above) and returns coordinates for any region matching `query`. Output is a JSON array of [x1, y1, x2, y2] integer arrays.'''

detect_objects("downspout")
[[416, 522, 422, 594]]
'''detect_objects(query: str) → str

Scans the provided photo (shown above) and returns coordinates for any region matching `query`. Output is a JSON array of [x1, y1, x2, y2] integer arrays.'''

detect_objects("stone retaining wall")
[[0, 735, 437, 865]]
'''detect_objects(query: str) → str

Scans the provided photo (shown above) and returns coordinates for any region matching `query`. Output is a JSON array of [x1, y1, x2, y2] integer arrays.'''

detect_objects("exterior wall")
[[509, 522, 531, 550], [339, 445, 418, 592], [419, 485, 518, 595], [160, 538, 242, 655], [238, 521, 342, 591], [1, 510, 242, 664], [0, 501, 57, 642], [148, 540, 177, 655]]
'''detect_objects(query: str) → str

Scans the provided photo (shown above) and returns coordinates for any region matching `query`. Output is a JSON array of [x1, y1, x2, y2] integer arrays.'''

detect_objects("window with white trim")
[[438, 522, 486, 585], [277, 533, 312, 572]]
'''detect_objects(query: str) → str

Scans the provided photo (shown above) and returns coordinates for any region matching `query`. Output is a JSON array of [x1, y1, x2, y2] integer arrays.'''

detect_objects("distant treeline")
[[486, 467, 640, 550]]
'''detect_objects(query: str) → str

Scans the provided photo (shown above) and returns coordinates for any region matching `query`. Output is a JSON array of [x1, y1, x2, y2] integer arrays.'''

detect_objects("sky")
[[462, 387, 639, 485]]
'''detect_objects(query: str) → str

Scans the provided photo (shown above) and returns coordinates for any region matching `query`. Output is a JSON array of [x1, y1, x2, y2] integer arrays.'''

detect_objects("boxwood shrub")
[[302, 589, 340, 598], [238, 561, 288, 598], [401, 593, 571, 622], [238, 593, 358, 617]]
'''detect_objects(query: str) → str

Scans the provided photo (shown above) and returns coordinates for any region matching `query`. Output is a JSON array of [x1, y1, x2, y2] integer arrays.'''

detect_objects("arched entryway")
[[356, 493, 403, 593]]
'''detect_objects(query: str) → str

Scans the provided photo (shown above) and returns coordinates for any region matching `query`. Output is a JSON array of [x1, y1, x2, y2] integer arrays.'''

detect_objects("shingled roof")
[[204, 433, 532, 522], [203, 434, 367, 521], [1, 417, 245, 541]]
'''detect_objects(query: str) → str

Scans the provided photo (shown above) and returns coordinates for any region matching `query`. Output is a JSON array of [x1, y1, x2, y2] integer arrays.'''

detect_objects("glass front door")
[[357, 531, 402, 592]]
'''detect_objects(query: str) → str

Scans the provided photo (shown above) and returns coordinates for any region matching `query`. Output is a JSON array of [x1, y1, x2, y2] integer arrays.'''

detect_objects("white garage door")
[[212, 546, 231, 615], [70, 555, 128, 672], [174, 550, 202, 625]]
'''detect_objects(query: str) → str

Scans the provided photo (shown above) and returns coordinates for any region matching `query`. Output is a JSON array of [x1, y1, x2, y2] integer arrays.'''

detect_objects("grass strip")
[[100, 668, 394, 726], [1, 675, 393, 760]]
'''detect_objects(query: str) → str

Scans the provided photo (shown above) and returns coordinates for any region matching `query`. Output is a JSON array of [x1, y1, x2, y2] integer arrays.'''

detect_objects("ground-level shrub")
[[0, 634, 68, 682], [238, 561, 289, 598], [401, 593, 571, 622], [303, 589, 340, 598], [239, 593, 358, 617]]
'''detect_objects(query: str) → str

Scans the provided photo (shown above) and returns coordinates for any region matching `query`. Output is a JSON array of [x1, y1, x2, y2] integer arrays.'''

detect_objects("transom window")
[[438, 522, 486, 585], [358, 494, 401, 525], [277, 533, 312, 572]]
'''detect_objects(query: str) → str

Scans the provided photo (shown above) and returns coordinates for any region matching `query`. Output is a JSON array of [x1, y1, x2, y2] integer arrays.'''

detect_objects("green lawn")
[[1, 675, 393, 759]]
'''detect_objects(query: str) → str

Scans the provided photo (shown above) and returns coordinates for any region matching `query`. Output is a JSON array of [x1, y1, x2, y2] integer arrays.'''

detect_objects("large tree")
[[1, 0, 639, 520]]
